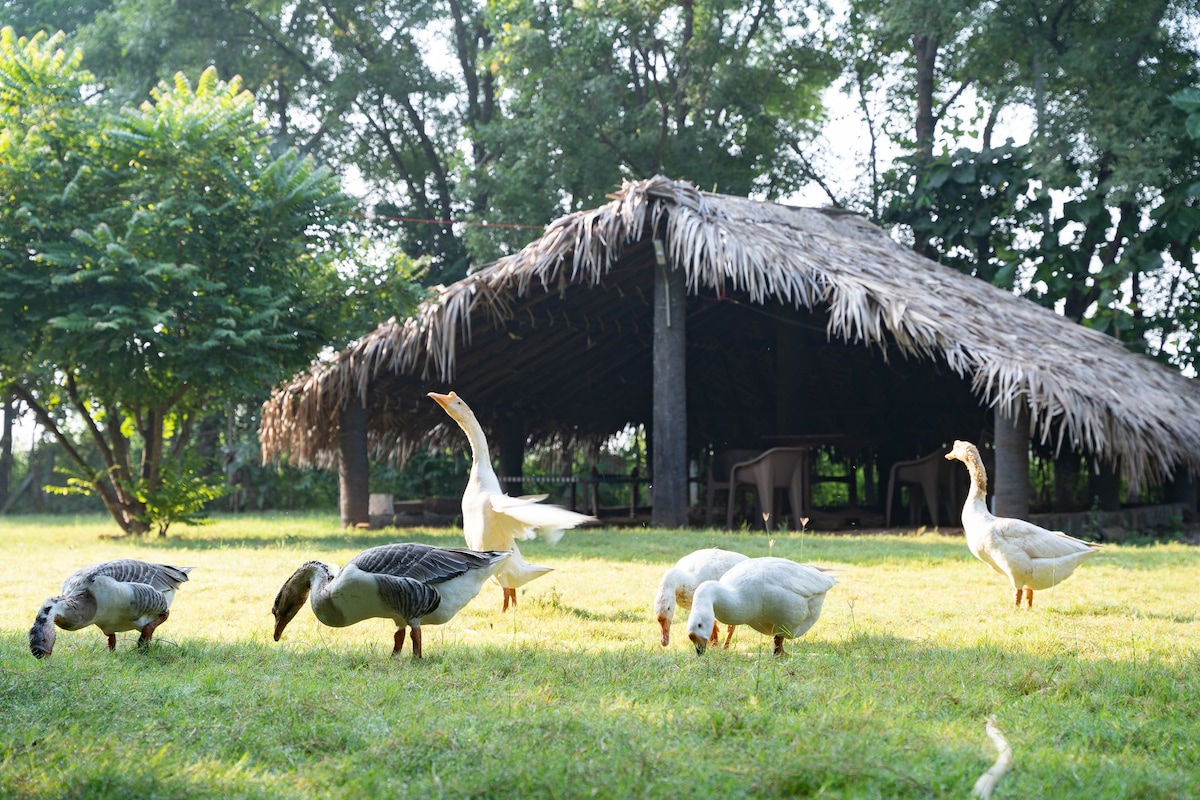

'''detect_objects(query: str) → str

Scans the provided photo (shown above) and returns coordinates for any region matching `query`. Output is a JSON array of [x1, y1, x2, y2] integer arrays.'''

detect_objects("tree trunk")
[[993, 404, 1030, 517], [1164, 471, 1198, 513], [1089, 459, 1121, 513], [0, 390, 12, 510], [339, 393, 370, 528], [652, 255, 688, 527], [775, 312, 804, 435], [911, 33, 939, 257]]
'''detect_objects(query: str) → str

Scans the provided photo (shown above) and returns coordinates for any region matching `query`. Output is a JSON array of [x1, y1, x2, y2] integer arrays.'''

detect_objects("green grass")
[[1, 513, 1198, 799]]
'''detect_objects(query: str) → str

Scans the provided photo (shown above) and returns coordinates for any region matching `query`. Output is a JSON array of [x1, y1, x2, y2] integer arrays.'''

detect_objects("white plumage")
[[686, 557, 836, 656], [29, 559, 193, 657], [653, 547, 749, 647], [271, 542, 509, 658], [429, 391, 595, 610], [945, 439, 1101, 608]]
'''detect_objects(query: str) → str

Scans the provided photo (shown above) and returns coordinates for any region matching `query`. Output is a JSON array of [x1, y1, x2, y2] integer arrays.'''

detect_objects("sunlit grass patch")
[[1, 513, 1198, 798]]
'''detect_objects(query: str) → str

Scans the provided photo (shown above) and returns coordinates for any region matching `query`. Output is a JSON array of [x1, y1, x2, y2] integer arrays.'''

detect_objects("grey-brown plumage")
[[271, 542, 510, 658], [29, 559, 194, 658]]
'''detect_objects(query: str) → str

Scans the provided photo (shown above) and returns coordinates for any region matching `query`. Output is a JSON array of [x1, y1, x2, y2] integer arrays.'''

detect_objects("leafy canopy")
[[0, 27, 351, 533]]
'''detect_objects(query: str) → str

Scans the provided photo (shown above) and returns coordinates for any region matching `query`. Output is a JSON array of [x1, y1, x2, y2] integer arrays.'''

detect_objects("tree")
[[0, 28, 350, 534], [836, 1, 1200, 369], [63, 0, 494, 284], [469, 0, 838, 258]]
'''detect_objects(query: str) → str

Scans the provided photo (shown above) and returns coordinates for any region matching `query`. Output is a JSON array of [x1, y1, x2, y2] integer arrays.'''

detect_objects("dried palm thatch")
[[260, 176, 1200, 492]]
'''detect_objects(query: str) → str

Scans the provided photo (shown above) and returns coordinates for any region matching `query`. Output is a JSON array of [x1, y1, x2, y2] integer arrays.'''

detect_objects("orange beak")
[[658, 616, 671, 647], [428, 391, 453, 409]]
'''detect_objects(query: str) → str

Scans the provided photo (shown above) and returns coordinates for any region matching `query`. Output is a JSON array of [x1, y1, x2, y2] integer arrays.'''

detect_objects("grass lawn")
[[1, 513, 1197, 799]]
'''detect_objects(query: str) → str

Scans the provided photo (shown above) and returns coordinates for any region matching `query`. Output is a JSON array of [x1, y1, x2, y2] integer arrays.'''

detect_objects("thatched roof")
[[260, 176, 1200, 492]]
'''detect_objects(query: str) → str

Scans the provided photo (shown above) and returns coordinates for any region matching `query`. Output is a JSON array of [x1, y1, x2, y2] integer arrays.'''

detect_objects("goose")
[[653, 547, 750, 647], [686, 557, 836, 656], [29, 559, 193, 658], [272, 542, 509, 658], [945, 439, 1101, 608], [429, 391, 595, 610]]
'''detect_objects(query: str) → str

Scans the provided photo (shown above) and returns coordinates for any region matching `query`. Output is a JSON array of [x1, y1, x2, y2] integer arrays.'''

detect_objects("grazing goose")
[[29, 559, 193, 658], [429, 391, 595, 611], [686, 557, 836, 656], [272, 542, 509, 658], [653, 547, 750, 647], [946, 439, 1101, 608]]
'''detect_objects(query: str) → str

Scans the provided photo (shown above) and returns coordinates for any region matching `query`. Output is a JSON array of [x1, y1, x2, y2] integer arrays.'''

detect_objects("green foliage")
[[375, 448, 471, 501], [133, 457, 226, 536], [472, 0, 838, 260], [846, 0, 1200, 369], [884, 141, 1040, 287], [0, 27, 352, 534], [47, 452, 225, 535]]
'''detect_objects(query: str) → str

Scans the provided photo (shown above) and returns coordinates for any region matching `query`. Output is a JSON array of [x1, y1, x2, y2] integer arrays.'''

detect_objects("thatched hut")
[[261, 176, 1200, 528]]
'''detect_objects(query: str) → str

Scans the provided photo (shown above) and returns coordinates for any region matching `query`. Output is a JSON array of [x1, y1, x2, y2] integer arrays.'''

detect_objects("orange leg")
[[137, 611, 170, 651], [411, 626, 423, 659], [1014, 588, 1022, 608], [722, 625, 736, 649], [708, 622, 720, 647], [1025, 587, 1034, 609], [393, 627, 407, 655], [502, 587, 517, 612], [773, 634, 785, 656]]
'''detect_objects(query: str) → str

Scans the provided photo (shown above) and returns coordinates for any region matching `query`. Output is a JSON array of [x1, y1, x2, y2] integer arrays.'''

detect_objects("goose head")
[[652, 588, 675, 646], [945, 439, 978, 464], [428, 391, 473, 428], [271, 561, 333, 641], [29, 599, 60, 658], [686, 604, 717, 656]]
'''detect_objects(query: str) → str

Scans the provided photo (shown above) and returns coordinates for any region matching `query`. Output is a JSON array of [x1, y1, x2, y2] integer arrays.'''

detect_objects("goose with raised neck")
[[429, 391, 595, 611], [946, 439, 1100, 608]]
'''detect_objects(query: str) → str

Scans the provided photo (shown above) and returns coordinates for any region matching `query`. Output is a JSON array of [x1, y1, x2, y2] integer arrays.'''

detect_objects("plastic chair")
[[885, 448, 960, 528], [725, 447, 810, 532], [704, 449, 760, 526]]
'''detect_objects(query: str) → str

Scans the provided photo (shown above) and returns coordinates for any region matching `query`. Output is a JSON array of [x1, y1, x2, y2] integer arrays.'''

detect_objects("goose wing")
[[63, 559, 192, 595], [348, 543, 507, 586], [992, 518, 1099, 559], [125, 581, 172, 618], [486, 493, 594, 545], [374, 575, 443, 621]]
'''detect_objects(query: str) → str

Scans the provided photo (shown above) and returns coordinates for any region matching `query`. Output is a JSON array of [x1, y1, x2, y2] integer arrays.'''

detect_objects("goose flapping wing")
[[486, 494, 593, 544]]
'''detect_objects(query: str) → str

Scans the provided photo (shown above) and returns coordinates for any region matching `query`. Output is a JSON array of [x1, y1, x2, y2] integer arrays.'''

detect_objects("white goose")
[[686, 557, 836, 656], [272, 542, 509, 658], [29, 559, 193, 657], [653, 547, 750, 647], [429, 391, 595, 611], [945, 439, 1101, 608]]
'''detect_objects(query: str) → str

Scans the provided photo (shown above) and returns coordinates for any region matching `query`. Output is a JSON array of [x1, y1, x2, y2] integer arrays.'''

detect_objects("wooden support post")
[[338, 392, 370, 528], [1164, 471, 1198, 512], [652, 252, 688, 528], [1090, 459, 1122, 512], [498, 412, 525, 498], [993, 403, 1030, 518]]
